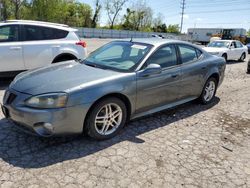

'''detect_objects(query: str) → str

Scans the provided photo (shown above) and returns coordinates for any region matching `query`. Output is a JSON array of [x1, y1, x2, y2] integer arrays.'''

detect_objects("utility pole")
[[180, 0, 186, 33]]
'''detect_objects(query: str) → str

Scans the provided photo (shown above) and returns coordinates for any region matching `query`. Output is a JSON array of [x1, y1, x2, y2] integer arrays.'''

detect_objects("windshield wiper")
[[84, 62, 108, 70], [84, 62, 97, 68]]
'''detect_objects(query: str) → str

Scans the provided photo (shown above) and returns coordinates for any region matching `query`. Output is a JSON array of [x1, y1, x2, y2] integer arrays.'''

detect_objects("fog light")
[[43, 123, 54, 132], [33, 122, 54, 137]]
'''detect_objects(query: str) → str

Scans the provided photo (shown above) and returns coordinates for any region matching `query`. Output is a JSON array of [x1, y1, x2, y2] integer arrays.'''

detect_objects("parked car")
[[0, 20, 87, 77], [203, 40, 248, 61], [247, 59, 250, 73], [151, 34, 164, 39], [246, 43, 250, 54], [1, 39, 226, 140]]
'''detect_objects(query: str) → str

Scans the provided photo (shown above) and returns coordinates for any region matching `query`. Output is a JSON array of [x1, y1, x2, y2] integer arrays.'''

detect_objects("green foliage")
[[247, 29, 250, 36], [0, 0, 180, 33], [166, 24, 180, 34], [0, 0, 93, 27]]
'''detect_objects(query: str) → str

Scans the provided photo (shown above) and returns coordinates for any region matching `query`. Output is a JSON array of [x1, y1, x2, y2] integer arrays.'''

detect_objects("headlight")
[[25, 93, 68, 109]]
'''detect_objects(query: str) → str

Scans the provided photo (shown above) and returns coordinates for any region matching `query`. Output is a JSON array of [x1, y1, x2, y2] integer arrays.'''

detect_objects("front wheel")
[[238, 53, 246, 62], [85, 97, 127, 140], [199, 77, 218, 105]]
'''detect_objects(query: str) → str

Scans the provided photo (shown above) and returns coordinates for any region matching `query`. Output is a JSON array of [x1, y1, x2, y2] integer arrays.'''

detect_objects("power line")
[[180, 0, 186, 33], [187, 8, 249, 14]]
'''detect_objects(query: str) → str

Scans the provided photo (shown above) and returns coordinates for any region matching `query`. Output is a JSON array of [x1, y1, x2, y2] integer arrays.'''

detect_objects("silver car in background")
[[1, 39, 226, 140]]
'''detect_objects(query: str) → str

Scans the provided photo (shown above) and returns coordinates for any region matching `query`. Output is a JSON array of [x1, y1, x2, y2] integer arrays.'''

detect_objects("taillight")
[[76, 41, 87, 48]]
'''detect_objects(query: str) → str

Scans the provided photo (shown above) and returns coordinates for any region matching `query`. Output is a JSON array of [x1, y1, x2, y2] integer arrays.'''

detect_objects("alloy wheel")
[[94, 103, 123, 136], [203, 80, 216, 102]]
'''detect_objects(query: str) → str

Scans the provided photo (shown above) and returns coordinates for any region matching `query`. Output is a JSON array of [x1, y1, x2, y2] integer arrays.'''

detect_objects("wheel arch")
[[52, 53, 78, 63], [208, 72, 220, 85], [83, 92, 132, 133]]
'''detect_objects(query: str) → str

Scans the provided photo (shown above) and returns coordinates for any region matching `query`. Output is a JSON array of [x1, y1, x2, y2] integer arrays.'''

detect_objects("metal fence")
[[75, 27, 190, 41]]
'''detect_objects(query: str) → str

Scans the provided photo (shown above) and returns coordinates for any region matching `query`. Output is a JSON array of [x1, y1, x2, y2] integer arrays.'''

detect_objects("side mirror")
[[138, 64, 162, 77]]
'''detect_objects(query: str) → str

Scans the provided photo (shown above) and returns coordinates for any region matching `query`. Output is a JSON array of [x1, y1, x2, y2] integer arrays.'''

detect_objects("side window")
[[23, 25, 69, 41], [146, 45, 177, 68], [231, 42, 236, 48], [179, 45, 198, 64], [0, 25, 19, 42], [42, 27, 68, 40], [24, 25, 43, 41], [236, 41, 243, 48], [196, 49, 203, 58]]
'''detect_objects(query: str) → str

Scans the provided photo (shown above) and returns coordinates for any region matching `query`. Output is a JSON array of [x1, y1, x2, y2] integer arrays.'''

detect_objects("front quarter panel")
[[66, 73, 137, 113]]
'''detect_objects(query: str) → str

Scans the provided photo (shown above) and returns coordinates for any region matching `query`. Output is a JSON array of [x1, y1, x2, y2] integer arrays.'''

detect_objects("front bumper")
[[2, 89, 91, 137]]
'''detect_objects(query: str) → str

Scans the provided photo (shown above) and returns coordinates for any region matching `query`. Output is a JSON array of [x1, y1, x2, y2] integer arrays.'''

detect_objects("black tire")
[[222, 54, 227, 62], [85, 97, 127, 140], [238, 52, 246, 62], [199, 77, 218, 105]]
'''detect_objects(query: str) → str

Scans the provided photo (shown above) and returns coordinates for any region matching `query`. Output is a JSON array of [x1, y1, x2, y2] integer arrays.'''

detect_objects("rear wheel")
[[222, 53, 227, 62], [85, 97, 127, 140], [199, 77, 218, 105], [238, 52, 246, 62]]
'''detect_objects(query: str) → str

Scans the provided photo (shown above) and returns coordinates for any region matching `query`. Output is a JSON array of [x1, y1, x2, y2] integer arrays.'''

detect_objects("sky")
[[79, 0, 250, 33]]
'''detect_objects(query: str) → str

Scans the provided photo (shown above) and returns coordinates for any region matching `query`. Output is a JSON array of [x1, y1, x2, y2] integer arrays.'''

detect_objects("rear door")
[[177, 44, 207, 99], [0, 24, 25, 72], [21, 25, 57, 69], [235, 41, 245, 58]]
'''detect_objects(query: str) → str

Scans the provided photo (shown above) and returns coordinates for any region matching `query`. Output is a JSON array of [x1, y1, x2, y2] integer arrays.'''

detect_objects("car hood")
[[10, 61, 122, 95], [203, 47, 228, 53]]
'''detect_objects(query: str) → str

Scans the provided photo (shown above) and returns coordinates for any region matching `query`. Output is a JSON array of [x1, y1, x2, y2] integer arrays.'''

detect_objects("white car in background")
[[0, 20, 87, 77], [203, 40, 248, 62]]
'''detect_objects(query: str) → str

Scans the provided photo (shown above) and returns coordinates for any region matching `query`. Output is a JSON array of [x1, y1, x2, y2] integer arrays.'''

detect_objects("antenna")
[[130, 36, 133, 42]]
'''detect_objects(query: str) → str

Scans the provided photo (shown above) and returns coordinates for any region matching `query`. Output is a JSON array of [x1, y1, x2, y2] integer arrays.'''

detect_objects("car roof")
[[116, 38, 195, 47], [0, 20, 77, 32], [213, 40, 236, 42]]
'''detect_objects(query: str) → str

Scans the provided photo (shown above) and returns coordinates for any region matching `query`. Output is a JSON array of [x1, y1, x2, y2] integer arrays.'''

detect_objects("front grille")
[[6, 93, 17, 104]]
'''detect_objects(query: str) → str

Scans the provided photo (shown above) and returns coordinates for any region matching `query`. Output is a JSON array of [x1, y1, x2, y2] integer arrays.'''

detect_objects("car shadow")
[[226, 60, 246, 65], [0, 97, 220, 169]]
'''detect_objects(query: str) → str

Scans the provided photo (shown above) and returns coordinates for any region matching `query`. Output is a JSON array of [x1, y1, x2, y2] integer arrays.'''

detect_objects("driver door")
[[136, 44, 181, 114]]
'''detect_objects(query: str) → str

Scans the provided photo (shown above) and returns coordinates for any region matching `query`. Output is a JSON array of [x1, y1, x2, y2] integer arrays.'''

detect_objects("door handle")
[[10, 46, 22, 50]]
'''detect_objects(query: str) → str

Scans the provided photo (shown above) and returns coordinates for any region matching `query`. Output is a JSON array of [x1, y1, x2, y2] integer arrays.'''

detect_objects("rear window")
[[178, 45, 200, 64], [23, 25, 69, 41]]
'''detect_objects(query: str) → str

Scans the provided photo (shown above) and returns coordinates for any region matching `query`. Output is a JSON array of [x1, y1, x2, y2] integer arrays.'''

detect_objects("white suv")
[[0, 20, 87, 77]]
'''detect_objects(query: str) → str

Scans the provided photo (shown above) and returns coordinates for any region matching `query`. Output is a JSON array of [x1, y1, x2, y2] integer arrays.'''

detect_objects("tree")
[[122, 0, 153, 31], [152, 13, 166, 32], [167, 24, 180, 34], [0, 0, 12, 20], [11, 0, 24, 19], [105, 0, 128, 29], [247, 29, 250, 36], [91, 0, 101, 28]]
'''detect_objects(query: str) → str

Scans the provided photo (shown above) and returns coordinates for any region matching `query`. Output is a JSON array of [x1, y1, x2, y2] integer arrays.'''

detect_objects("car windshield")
[[83, 41, 152, 72], [207, 41, 230, 48]]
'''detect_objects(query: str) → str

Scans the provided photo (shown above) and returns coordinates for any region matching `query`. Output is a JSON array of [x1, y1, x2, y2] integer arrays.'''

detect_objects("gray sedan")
[[1, 39, 226, 140]]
